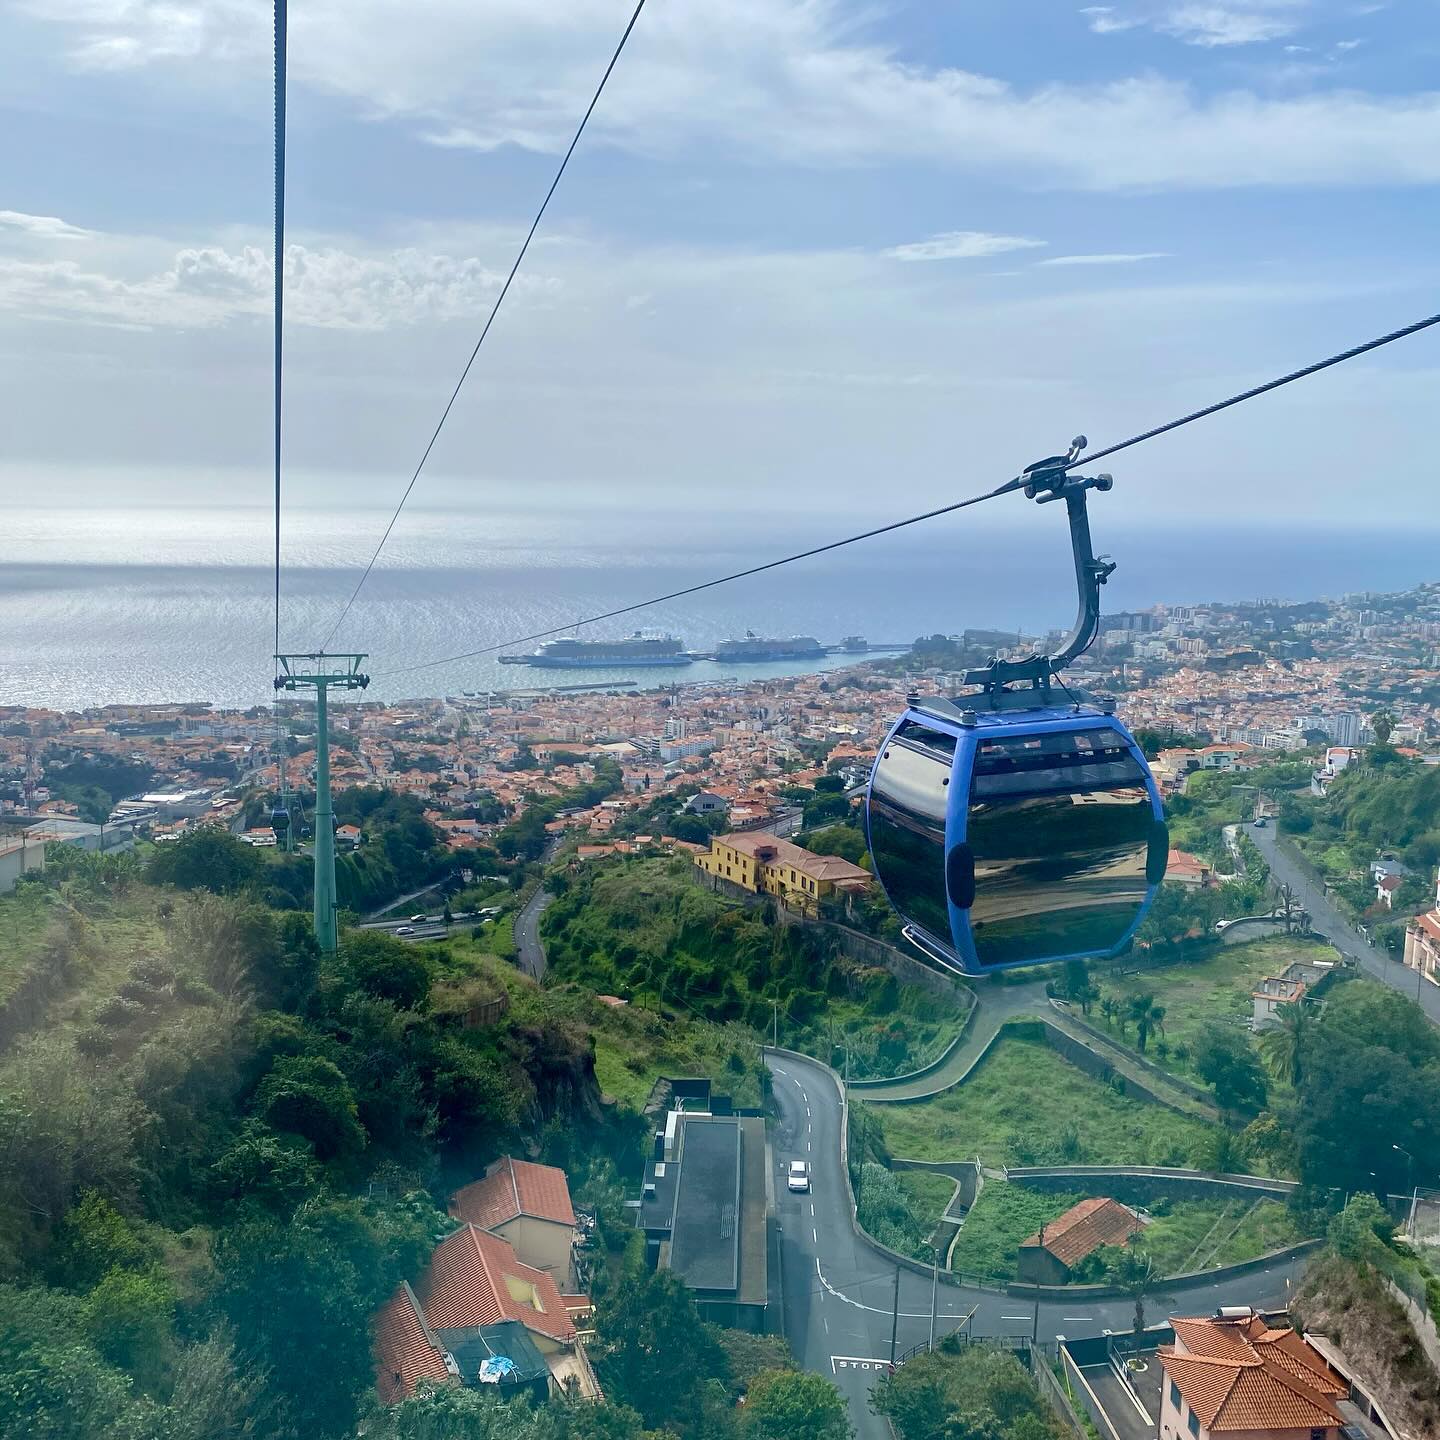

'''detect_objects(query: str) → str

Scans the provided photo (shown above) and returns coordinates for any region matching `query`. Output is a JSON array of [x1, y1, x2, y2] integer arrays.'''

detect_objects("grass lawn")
[[896, 1170, 960, 1242], [949, 1182, 1086, 1280], [949, 1180, 1311, 1280], [1090, 937, 1340, 1083], [877, 1031, 1217, 1168], [0, 881, 170, 1044]]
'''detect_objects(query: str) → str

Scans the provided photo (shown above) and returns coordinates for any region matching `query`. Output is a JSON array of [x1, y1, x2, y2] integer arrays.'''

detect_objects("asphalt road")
[[1248, 823, 1440, 1025], [765, 1050, 1311, 1440], [515, 887, 553, 980]]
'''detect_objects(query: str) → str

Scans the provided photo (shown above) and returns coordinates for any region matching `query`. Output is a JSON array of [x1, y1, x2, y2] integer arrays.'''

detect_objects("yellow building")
[[694, 832, 870, 915]]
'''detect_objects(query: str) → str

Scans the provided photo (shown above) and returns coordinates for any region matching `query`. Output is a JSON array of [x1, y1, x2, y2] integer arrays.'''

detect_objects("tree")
[[1327, 1193, 1395, 1261], [339, 931, 436, 1010], [594, 1267, 729, 1430], [1059, 959, 1098, 1016], [1257, 1001, 1315, 1088], [256, 1054, 367, 1163], [1125, 992, 1166, 1052], [215, 1195, 435, 1439], [1193, 1025, 1268, 1114], [0, 1283, 160, 1440], [1370, 710, 1396, 746], [871, 1346, 1054, 1440], [745, 1369, 853, 1440], [1103, 1246, 1161, 1338], [146, 827, 266, 895], [359, 1389, 650, 1440]]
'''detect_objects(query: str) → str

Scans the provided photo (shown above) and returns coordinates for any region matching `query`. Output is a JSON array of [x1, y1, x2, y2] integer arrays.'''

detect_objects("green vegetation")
[[542, 856, 963, 1079], [876, 1028, 1217, 1168], [872, 1340, 1062, 1440], [1088, 938, 1332, 1084], [43, 752, 156, 823], [1292, 982, 1440, 1198], [949, 1183, 1082, 1280], [1293, 1223, 1440, 1440], [0, 838, 800, 1440], [856, 1162, 945, 1259], [947, 1182, 1309, 1281]]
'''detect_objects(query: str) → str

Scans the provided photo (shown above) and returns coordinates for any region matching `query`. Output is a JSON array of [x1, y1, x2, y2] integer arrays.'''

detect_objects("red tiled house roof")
[[1019, 1196, 1146, 1269], [1161, 1313, 1346, 1433], [373, 1282, 454, 1403], [417, 1225, 576, 1343], [449, 1155, 576, 1230]]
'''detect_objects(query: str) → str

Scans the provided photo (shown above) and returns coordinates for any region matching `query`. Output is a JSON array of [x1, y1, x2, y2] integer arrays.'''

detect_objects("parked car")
[[787, 1160, 810, 1193]]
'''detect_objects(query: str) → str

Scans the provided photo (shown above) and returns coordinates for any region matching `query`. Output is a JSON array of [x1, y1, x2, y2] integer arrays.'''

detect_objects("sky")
[[2, 0, 1439, 537]]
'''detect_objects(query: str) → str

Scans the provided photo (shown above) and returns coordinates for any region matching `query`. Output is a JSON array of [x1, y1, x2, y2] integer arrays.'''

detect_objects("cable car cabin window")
[[967, 728, 1152, 968], [869, 726, 953, 942]]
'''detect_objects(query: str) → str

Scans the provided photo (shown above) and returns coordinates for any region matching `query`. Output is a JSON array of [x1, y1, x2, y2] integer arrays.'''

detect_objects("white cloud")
[[1334, 37, 1363, 51], [1038, 252, 1170, 265], [1080, 6, 1144, 34], [0, 209, 93, 240], [0, 233, 551, 330], [15, 0, 1440, 191], [1161, 6, 1301, 46], [884, 232, 1046, 262]]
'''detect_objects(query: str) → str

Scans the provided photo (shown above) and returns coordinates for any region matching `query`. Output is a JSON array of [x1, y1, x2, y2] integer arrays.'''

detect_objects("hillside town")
[[3, 583, 1438, 853]]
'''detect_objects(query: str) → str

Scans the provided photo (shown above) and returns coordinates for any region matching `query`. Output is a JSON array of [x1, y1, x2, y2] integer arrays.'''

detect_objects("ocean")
[[0, 504, 1431, 711]]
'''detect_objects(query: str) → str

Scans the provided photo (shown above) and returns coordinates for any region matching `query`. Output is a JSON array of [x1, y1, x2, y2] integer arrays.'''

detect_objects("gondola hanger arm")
[[963, 435, 1116, 698]]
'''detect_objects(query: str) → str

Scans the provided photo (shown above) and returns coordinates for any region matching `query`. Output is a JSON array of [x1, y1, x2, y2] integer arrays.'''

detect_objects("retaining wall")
[[764, 1047, 1321, 1301], [1004, 1164, 1297, 1206], [1049, 1006, 1217, 1107], [1381, 1274, 1440, 1378]]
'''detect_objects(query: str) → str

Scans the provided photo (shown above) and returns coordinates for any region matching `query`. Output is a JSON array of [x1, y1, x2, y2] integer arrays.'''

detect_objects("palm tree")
[[1258, 1000, 1314, 1088], [1127, 993, 1166, 1053], [1370, 710, 1396, 746], [1100, 995, 1120, 1030], [1104, 1246, 1161, 1339]]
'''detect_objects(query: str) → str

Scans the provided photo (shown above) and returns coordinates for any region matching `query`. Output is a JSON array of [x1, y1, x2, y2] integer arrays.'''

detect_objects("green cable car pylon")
[[274, 653, 369, 953]]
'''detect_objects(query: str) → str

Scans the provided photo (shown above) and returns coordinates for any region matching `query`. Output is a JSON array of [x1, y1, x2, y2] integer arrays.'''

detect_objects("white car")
[[395, 924, 416, 935], [787, 1160, 810, 1193]]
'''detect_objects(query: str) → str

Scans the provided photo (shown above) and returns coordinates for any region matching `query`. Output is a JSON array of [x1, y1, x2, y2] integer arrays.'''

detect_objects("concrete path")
[[857, 977, 1050, 1102]]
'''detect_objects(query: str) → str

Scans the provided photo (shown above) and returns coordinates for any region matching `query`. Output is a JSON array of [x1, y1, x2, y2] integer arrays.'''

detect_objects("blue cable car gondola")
[[865, 440, 1167, 974]]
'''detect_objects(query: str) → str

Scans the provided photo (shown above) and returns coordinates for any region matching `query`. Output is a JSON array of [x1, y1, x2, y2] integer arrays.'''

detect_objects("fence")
[[1027, 1348, 1094, 1440]]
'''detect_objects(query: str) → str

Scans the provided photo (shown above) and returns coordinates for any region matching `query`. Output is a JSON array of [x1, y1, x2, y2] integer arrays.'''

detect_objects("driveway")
[[1249, 823, 1440, 1026]]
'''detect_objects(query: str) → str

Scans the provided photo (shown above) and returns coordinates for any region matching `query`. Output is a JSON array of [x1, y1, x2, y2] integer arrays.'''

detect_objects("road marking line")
[[807, 1139, 812, 1151], [810, 1202, 815, 1217], [1062, 1317, 1093, 1322], [813, 1227, 818, 1243], [1001, 1316, 1031, 1321], [823, 1314, 829, 1334]]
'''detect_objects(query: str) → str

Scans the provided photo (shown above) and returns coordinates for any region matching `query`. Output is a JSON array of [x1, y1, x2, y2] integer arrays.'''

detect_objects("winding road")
[[1249, 823, 1440, 1026], [764, 1049, 1311, 1440]]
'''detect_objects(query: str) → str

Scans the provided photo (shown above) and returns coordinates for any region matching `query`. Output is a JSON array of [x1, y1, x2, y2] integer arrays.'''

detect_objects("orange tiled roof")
[[449, 1155, 576, 1230], [373, 1282, 454, 1403], [417, 1225, 576, 1343], [1019, 1196, 1145, 1268], [1161, 1314, 1345, 1433]]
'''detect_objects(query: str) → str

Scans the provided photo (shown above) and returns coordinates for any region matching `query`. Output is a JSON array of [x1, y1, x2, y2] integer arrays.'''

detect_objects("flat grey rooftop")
[[669, 1117, 741, 1293]]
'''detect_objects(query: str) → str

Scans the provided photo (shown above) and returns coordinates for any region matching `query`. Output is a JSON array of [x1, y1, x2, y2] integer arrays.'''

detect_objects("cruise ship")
[[714, 631, 826, 662], [499, 631, 694, 668]]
